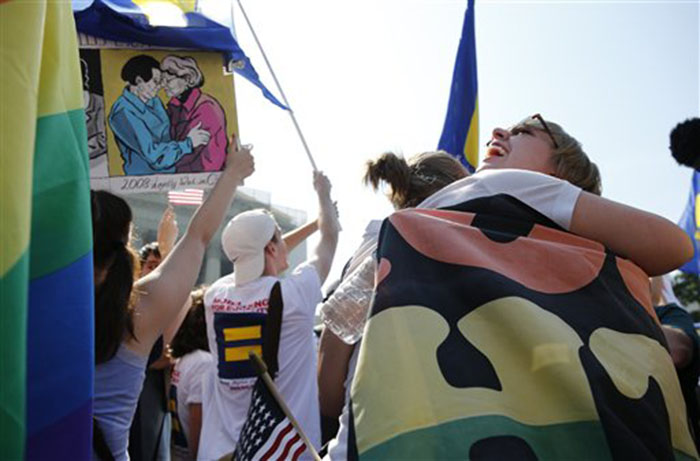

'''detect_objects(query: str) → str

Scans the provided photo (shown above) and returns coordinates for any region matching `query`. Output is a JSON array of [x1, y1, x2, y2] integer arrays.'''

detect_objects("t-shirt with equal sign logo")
[[198, 263, 322, 460]]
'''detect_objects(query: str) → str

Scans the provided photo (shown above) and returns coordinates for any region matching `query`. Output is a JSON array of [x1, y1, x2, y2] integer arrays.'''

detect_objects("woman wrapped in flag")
[[320, 115, 696, 460], [91, 139, 254, 461]]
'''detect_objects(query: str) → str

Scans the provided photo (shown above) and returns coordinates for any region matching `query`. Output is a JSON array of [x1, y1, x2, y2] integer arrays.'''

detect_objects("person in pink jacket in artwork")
[[161, 55, 228, 173]]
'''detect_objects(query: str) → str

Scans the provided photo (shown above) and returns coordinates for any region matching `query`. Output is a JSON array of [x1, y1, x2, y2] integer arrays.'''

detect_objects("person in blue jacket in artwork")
[[108, 55, 211, 176]]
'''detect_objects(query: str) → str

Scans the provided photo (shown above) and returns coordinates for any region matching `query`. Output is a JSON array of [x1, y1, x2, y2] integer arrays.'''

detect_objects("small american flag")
[[167, 188, 204, 206], [234, 378, 307, 461]]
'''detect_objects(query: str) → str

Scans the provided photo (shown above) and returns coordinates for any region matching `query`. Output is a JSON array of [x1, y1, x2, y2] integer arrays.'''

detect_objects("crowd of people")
[[91, 116, 700, 460]]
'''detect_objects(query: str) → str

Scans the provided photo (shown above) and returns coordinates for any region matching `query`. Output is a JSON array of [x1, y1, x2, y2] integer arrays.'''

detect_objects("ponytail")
[[364, 152, 413, 209], [95, 243, 137, 364], [364, 151, 468, 209], [91, 190, 138, 364]]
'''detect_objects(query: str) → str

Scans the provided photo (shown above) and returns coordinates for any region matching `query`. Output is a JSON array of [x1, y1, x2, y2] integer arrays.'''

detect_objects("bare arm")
[[188, 403, 203, 458], [570, 192, 693, 276], [318, 328, 354, 420], [283, 219, 318, 252], [128, 140, 254, 354], [306, 171, 340, 284], [163, 295, 192, 346]]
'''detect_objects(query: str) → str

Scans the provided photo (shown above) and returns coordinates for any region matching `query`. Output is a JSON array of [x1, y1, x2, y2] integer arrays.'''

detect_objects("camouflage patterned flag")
[[349, 197, 698, 460]]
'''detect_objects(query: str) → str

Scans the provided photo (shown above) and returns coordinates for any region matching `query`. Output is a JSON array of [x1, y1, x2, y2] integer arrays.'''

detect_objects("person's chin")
[[476, 161, 498, 172]]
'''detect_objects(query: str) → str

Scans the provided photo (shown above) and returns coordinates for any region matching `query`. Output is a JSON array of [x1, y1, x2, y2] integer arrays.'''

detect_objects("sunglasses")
[[516, 113, 559, 149], [487, 113, 559, 149]]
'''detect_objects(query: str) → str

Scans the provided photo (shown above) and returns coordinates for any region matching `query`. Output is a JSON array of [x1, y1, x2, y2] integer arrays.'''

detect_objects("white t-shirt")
[[170, 350, 213, 461], [418, 168, 582, 230], [199, 263, 322, 460], [324, 168, 583, 459]]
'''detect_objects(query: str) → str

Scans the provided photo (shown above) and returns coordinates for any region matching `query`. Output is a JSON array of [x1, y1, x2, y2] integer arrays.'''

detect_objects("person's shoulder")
[[109, 94, 139, 117], [194, 93, 225, 114], [210, 273, 236, 288], [205, 274, 235, 300], [281, 263, 321, 294], [287, 262, 320, 282], [475, 168, 564, 184], [184, 349, 214, 367]]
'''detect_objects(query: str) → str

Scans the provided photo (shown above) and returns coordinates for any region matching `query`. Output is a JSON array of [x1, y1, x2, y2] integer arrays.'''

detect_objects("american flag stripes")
[[167, 188, 204, 206], [234, 378, 307, 461]]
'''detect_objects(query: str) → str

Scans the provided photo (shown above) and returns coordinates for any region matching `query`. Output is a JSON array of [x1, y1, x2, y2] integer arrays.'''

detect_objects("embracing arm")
[[109, 106, 193, 170], [569, 192, 693, 276], [129, 141, 254, 353]]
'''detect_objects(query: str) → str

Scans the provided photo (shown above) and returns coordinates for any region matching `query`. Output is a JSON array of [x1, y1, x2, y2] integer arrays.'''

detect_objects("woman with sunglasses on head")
[[319, 115, 693, 460], [422, 114, 691, 275], [91, 139, 254, 461]]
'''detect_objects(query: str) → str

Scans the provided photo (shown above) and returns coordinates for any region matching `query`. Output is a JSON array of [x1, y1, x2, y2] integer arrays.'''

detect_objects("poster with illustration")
[[80, 48, 239, 193]]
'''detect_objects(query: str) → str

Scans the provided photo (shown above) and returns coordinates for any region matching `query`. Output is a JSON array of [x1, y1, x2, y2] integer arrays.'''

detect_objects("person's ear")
[[264, 241, 276, 256], [135, 76, 144, 86]]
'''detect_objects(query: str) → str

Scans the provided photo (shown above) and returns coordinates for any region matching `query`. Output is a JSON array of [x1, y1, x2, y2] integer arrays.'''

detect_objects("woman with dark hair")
[[169, 287, 211, 461], [92, 141, 254, 461]]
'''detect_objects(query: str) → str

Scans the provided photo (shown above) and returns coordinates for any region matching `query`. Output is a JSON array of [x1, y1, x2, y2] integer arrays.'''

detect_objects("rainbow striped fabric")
[[349, 201, 697, 459], [0, 1, 93, 459], [438, 0, 479, 172]]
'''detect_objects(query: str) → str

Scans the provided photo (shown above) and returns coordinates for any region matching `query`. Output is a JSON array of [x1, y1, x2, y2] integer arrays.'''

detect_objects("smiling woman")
[[481, 114, 602, 196]]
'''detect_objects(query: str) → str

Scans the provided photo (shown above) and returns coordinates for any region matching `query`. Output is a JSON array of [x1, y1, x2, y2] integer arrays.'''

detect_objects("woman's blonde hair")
[[364, 151, 468, 209], [517, 118, 602, 195], [161, 55, 204, 89]]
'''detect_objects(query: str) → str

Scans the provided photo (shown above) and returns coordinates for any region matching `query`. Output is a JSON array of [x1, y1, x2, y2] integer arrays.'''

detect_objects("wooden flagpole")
[[249, 351, 322, 461]]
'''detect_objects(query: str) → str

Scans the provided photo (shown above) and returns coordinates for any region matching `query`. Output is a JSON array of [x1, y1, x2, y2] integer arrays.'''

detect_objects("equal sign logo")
[[168, 188, 204, 206]]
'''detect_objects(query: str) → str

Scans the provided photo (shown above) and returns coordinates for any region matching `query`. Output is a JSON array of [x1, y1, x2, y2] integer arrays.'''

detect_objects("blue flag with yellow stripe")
[[679, 171, 700, 274], [438, 0, 479, 172]]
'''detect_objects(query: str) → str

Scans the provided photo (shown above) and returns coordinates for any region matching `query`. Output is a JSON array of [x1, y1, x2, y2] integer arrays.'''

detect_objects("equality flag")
[[73, 0, 288, 110], [348, 200, 697, 459], [678, 171, 700, 274], [0, 1, 94, 459], [234, 378, 307, 461], [438, 0, 479, 172]]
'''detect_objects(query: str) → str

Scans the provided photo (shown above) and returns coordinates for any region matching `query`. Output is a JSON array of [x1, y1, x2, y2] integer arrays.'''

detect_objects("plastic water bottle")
[[320, 256, 376, 345]]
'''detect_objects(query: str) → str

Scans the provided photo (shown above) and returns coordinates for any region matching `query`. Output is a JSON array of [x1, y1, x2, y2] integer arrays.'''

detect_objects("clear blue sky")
[[226, 0, 699, 283]]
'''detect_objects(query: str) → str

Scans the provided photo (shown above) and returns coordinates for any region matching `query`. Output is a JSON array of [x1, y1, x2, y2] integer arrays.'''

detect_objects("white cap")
[[221, 209, 277, 285]]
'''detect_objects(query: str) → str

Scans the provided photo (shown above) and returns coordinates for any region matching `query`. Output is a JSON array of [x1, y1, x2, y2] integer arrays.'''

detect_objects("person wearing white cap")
[[198, 171, 340, 460]]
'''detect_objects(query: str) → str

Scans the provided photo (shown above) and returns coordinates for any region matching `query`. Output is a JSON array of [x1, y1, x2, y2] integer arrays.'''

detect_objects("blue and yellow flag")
[[1, 1, 93, 459], [349, 197, 697, 459], [73, 0, 288, 109], [438, 0, 479, 172], [679, 171, 700, 274]]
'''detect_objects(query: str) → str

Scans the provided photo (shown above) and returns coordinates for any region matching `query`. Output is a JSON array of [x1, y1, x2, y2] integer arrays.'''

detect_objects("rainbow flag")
[[349, 201, 697, 459], [438, 0, 479, 172], [0, 1, 93, 459]]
